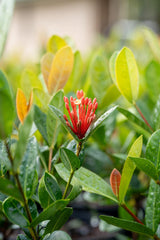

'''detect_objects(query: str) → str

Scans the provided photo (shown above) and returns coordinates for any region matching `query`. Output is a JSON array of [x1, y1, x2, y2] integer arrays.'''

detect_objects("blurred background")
[[5, 0, 160, 60]]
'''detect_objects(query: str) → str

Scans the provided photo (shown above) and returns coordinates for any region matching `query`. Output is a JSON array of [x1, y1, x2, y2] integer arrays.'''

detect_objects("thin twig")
[[48, 147, 53, 172], [121, 203, 144, 225]]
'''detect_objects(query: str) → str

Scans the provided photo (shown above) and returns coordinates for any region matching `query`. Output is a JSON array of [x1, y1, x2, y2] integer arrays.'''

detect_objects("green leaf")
[[38, 175, 52, 209], [100, 215, 154, 237], [33, 88, 50, 112], [0, 0, 15, 57], [109, 51, 119, 85], [119, 135, 143, 203], [0, 71, 15, 139], [146, 129, 160, 174], [0, 70, 11, 94], [145, 61, 160, 103], [47, 35, 67, 54], [115, 47, 139, 103], [129, 157, 159, 181], [65, 51, 83, 91], [19, 137, 38, 199], [0, 177, 23, 202], [84, 106, 118, 141], [17, 234, 31, 240], [31, 199, 69, 227], [117, 107, 152, 134], [152, 95, 160, 130], [44, 172, 62, 201], [100, 84, 120, 109], [0, 140, 11, 176], [55, 163, 118, 203], [45, 208, 73, 235], [21, 68, 43, 99], [90, 53, 111, 100], [143, 27, 160, 63], [14, 109, 33, 172], [3, 197, 29, 227], [43, 231, 72, 240], [48, 105, 80, 142], [34, 105, 48, 144], [47, 90, 64, 147], [67, 184, 82, 201], [145, 180, 160, 233], [60, 148, 80, 171], [0, 91, 14, 139]]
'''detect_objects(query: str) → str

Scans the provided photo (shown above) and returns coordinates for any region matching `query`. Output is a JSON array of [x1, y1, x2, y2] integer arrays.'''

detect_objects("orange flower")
[[16, 89, 33, 123], [63, 90, 98, 139]]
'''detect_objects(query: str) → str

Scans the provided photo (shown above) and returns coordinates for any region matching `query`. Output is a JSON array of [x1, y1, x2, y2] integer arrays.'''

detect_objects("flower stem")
[[62, 141, 82, 199], [48, 147, 53, 172], [134, 103, 153, 132], [5, 140, 38, 240], [121, 203, 144, 225]]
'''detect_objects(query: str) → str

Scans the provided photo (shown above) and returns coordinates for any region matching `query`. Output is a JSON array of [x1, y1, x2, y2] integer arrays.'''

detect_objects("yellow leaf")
[[47, 35, 67, 54], [48, 46, 74, 95], [115, 47, 139, 103], [16, 89, 33, 123], [41, 52, 54, 89]]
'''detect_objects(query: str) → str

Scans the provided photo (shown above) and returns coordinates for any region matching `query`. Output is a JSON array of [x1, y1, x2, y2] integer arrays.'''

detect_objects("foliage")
[[1, 4, 160, 239]]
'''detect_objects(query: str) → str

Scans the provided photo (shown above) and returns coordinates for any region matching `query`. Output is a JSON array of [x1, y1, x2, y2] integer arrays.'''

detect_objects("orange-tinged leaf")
[[110, 168, 121, 198], [48, 46, 74, 95], [28, 90, 33, 111], [16, 89, 33, 123], [41, 52, 54, 88]]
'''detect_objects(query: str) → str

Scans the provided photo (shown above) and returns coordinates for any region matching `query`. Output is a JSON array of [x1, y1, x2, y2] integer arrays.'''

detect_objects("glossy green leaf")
[[67, 184, 82, 201], [48, 105, 80, 142], [47, 35, 67, 54], [130, 157, 158, 181], [3, 197, 29, 227], [33, 88, 50, 112], [34, 105, 48, 144], [45, 208, 73, 234], [55, 163, 118, 203], [145, 180, 160, 233], [43, 231, 71, 240], [84, 106, 118, 142], [109, 51, 119, 85], [90, 53, 111, 100], [47, 90, 64, 147], [19, 137, 38, 199], [14, 109, 33, 172], [118, 107, 152, 134], [0, 140, 11, 176], [100, 84, 120, 109], [143, 27, 160, 62], [44, 172, 62, 201], [38, 175, 52, 209], [21, 68, 43, 98], [115, 47, 139, 103], [65, 51, 83, 91], [119, 135, 143, 203], [60, 148, 80, 171], [0, 177, 23, 202], [31, 199, 69, 227], [17, 234, 31, 240], [146, 130, 160, 174], [152, 95, 160, 130], [0, 0, 15, 57], [100, 215, 154, 237]]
